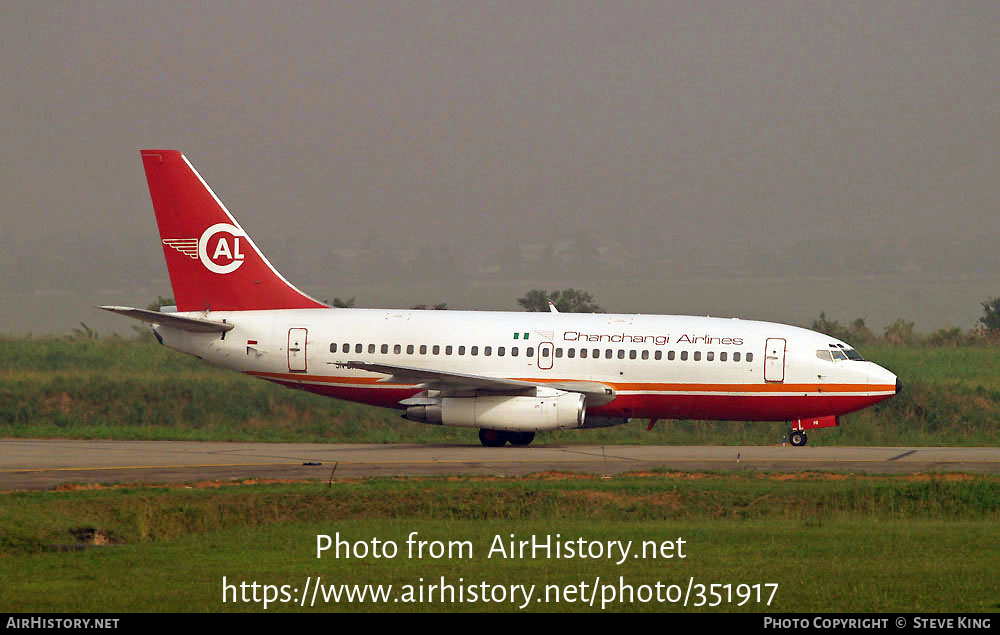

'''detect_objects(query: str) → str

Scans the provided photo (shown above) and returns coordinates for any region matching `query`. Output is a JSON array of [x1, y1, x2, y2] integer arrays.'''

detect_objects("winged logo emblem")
[[162, 238, 199, 259]]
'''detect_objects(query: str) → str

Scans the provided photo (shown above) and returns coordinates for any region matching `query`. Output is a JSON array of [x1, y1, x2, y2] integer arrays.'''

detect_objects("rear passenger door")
[[288, 328, 308, 372]]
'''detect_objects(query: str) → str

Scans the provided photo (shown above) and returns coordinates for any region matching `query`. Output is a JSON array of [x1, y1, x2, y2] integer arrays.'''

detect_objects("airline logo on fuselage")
[[563, 331, 745, 346], [565, 331, 670, 345], [162, 223, 247, 275]]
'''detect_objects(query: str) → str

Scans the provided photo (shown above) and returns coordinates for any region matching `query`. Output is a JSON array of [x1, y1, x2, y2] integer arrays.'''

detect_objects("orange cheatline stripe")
[[245, 371, 892, 394], [518, 377, 891, 393]]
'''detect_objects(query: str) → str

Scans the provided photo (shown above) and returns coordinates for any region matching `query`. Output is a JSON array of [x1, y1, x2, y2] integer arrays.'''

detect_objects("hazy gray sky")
[[2, 1, 998, 333]]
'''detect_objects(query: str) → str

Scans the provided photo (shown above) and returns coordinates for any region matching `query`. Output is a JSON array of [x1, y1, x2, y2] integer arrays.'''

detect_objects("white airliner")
[[103, 150, 900, 447]]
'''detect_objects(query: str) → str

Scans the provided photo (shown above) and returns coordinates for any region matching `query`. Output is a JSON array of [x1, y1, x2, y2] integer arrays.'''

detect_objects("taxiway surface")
[[1, 440, 998, 490]]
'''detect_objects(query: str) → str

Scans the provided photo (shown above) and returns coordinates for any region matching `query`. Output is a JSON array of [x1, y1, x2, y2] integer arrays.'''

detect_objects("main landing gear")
[[788, 430, 808, 447], [478, 429, 535, 447]]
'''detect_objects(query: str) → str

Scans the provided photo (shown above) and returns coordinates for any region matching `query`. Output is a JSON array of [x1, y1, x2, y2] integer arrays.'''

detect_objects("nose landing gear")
[[787, 415, 838, 447], [789, 430, 808, 447]]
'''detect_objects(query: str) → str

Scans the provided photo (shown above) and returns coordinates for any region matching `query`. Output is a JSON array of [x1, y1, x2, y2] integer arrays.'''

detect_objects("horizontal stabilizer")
[[98, 306, 234, 333]]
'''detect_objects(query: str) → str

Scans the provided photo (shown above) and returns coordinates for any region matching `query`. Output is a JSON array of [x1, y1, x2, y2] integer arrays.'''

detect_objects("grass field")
[[0, 336, 997, 445], [1, 473, 998, 612], [3, 337, 996, 614]]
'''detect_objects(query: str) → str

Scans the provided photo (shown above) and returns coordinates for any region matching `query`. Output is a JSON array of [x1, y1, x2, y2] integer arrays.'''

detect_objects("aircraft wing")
[[98, 306, 235, 333], [343, 361, 615, 405]]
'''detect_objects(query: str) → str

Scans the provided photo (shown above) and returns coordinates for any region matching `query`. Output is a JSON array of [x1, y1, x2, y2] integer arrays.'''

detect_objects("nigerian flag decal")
[[513, 332, 529, 340]]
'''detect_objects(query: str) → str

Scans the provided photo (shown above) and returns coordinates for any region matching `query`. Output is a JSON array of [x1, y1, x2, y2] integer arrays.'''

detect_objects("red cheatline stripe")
[[244, 371, 892, 394]]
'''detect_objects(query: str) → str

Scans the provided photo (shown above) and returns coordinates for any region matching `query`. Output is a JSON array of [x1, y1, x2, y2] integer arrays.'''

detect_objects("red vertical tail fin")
[[140, 150, 327, 312]]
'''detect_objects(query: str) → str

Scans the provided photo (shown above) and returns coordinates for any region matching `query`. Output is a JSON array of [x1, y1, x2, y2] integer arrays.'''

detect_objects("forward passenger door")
[[764, 338, 785, 382]]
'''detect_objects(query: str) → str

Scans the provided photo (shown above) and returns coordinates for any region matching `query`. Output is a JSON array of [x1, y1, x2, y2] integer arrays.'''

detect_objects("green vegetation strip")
[[1, 336, 999, 445], [0, 473, 997, 612]]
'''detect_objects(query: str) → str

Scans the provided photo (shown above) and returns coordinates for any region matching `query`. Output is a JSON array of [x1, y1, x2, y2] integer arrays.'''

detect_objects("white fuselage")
[[155, 308, 898, 424], [127, 149, 899, 443]]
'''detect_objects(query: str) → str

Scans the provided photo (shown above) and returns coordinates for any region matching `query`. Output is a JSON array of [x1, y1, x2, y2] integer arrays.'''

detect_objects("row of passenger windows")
[[329, 342, 753, 363], [332, 342, 530, 357]]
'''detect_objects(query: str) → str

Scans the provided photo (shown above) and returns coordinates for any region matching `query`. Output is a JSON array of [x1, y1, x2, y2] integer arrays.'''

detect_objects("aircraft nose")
[[867, 363, 898, 394]]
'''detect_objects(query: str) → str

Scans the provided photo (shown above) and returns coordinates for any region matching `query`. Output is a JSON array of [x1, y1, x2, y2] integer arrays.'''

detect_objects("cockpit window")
[[816, 350, 833, 362], [823, 344, 866, 361]]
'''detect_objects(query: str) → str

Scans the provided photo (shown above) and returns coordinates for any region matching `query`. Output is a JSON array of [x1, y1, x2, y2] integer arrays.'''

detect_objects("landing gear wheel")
[[479, 428, 508, 447], [508, 431, 535, 446], [789, 430, 807, 447]]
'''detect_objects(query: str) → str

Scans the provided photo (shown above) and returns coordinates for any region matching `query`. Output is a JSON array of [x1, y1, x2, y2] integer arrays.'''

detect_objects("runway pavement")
[[1, 440, 998, 490]]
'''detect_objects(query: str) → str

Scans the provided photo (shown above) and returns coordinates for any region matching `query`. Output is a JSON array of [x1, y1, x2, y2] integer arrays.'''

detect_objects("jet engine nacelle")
[[405, 393, 586, 431]]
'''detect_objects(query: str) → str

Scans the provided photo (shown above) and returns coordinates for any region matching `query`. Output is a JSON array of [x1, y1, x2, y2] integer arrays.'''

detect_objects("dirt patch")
[[526, 471, 597, 480], [765, 472, 852, 481], [629, 471, 715, 479], [564, 489, 683, 510], [569, 490, 620, 504], [906, 473, 978, 482], [69, 527, 121, 545], [43, 393, 74, 415], [446, 475, 504, 482], [54, 482, 109, 492]]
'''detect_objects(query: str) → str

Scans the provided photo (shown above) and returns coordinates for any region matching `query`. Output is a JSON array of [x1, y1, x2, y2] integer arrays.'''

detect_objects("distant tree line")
[[812, 297, 1000, 346], [122, 292, 1000, 347], [517, 289, 603, 313], [324, 297, 448, 310]]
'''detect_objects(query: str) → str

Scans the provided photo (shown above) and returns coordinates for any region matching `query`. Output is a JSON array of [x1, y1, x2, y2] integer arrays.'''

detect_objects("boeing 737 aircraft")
[[103, 150, 900, 447]]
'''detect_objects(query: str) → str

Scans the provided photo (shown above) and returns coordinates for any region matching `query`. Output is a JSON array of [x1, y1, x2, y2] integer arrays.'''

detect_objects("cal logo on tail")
[[163, 223, 247, 274], [140, 150, 326, 312]]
